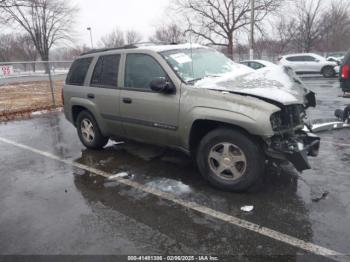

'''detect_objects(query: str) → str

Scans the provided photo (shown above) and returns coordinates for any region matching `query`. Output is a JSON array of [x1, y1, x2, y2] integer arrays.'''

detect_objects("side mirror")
[[150, 77, 175, 94], [315, 59, 320, 62]]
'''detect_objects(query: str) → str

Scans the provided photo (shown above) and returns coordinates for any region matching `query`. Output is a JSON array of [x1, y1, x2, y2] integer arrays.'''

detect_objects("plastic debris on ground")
[[240, 206, 254, 212], [108, 172, 130, 180]]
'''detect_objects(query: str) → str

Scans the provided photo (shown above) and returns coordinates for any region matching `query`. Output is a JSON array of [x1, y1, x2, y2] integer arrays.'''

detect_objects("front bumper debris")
[[266, 131, 320, 172]]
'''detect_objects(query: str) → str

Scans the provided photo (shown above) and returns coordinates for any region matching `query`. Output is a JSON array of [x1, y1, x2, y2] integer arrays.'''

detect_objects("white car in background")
[[279, 53, 338, 78], [240, 59, 277, 70], [327, 56, 344, 65]]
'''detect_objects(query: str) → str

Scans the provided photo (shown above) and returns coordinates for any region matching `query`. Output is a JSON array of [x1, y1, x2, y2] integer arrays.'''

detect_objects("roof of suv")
[[282, 53, 322, 58], [80, 43, 207, 57]]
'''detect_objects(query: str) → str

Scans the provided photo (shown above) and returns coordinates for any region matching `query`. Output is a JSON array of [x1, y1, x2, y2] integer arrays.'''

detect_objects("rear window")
[[91, 54, 120, 88], [66, 57, 93, 86]]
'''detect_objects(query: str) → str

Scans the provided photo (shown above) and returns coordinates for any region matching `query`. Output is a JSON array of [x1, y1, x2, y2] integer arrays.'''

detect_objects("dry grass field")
[[0, 80, 63, 121]]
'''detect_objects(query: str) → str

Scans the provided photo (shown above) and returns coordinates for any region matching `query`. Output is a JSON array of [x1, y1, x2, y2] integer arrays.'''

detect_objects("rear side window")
[[286, 56, 303, 62], [303, 56, 316, 62], [124, 54, 167, 90], [250, 62, 264, 70], [66, 57, 92, 86], [91, 54, 120, 88]]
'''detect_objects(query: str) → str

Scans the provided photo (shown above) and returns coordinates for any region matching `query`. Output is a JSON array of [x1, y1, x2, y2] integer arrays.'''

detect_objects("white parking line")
[[0, 136, 348, 261]]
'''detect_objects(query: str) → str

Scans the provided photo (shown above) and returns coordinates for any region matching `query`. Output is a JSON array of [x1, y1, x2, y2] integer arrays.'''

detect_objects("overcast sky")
[[72, 0, 171, 47]]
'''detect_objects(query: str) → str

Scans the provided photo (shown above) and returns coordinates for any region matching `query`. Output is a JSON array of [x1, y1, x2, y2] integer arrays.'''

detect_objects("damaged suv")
[[63, 43, 320, 192]]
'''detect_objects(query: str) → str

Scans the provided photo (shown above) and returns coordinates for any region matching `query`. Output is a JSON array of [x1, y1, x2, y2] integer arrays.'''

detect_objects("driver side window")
[[124, 54, 167, 90]]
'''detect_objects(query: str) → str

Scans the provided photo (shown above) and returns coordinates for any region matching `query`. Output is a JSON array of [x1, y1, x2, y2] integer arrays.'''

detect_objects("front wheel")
[[76, 111, 109, 150], [322, 66, 335, 78], [196, 128, 265, 192]]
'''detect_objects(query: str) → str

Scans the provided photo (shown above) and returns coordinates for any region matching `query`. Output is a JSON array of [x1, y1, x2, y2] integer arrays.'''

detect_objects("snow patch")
[[195, 65, 307, 105]]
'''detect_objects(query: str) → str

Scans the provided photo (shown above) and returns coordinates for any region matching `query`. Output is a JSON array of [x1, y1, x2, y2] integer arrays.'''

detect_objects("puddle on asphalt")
[[145, 178, 192, 195]]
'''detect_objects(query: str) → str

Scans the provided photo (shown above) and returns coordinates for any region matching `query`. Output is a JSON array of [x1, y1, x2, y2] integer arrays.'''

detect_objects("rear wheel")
[[76, 111, 109, 150], [196, 128, 265, 192], [322, 66, 335, 78]]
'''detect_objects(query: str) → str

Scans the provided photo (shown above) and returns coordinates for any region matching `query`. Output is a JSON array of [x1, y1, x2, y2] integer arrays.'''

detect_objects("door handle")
[[87, 94, 95, 99], [123, 98, 132, 104]]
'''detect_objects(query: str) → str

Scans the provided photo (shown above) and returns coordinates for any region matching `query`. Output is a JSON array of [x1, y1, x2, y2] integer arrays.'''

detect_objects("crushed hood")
[[195, 65, 309, 106]]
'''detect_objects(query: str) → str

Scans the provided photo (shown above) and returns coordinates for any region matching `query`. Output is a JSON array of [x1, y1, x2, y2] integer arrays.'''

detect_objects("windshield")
[[161, 48, 238, 83]]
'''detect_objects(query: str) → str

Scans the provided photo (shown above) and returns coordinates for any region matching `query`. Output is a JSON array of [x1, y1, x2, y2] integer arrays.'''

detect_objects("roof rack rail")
[[81, 44, 136, 56], [80, 41, 179, 56]]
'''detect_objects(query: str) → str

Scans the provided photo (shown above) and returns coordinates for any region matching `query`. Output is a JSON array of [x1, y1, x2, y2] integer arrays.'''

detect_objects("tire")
[[322, 66, 335, 78], [196, 128, 265, 192], [76, 111, 109, 150]]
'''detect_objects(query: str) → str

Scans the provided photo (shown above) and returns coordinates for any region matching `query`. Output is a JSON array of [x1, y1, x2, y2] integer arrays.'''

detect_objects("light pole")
[[87, 27, 94, 49], [249, 0, 255, 60]]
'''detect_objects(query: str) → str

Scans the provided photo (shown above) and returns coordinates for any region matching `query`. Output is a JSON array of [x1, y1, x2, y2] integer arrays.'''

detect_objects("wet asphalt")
[[0, 77, 349, 262]]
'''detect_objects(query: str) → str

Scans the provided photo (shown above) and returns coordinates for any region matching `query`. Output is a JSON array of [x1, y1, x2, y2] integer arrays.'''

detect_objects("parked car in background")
[[327, 56, 344, 65], [279, 53, 338, 78], [339, 49, 350, 95], [240, 60, 277, 70], [326, 52, 346, 65]]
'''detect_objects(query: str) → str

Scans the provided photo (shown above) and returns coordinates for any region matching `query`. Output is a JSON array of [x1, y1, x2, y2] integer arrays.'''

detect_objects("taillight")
[[341, 64, 349, 79]]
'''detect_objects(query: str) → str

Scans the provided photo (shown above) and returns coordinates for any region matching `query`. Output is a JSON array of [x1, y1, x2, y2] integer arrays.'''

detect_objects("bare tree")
[[0, 0, 77, 63], [150, 24, 185, 43], [14, 34, 38, 61], [292, 0, 324, 52], [0, 34, 15, 61], [175, 0, 283, 58], [125, 30, 142, 44], [13, 34, 38, 71], [99, 28, 125, 48], [0, 33, 37, 62], [318, 0, 350, 52], [273, 17, 297, 55]]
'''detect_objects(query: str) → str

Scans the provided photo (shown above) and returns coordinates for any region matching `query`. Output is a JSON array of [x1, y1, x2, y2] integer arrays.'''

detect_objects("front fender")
[[180, 106, 276, 149]]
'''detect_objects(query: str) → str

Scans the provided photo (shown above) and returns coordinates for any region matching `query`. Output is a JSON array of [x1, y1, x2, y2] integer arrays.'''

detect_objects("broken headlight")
[[270, 111, 283, 131], [270, 105, 305, 132]]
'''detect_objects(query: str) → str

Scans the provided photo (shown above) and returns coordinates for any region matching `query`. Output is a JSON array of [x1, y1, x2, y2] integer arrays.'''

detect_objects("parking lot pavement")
[[0, 77, 350, 261]]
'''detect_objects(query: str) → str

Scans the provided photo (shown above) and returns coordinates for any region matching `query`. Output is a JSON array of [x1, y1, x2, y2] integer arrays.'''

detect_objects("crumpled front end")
[[264, 92, 321, 172], [266, 131, 320, 172]]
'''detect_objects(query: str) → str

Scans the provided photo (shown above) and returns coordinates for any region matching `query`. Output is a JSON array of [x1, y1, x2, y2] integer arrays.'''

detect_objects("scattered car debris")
[[312, 191, 329, 202], [307, 110, 350, 133], [241, 206, 254, 212], [335, 105, 350, 123]]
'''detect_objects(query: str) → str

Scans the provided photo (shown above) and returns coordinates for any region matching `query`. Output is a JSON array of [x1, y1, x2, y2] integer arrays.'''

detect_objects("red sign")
[[0, 65, 13, 77]]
